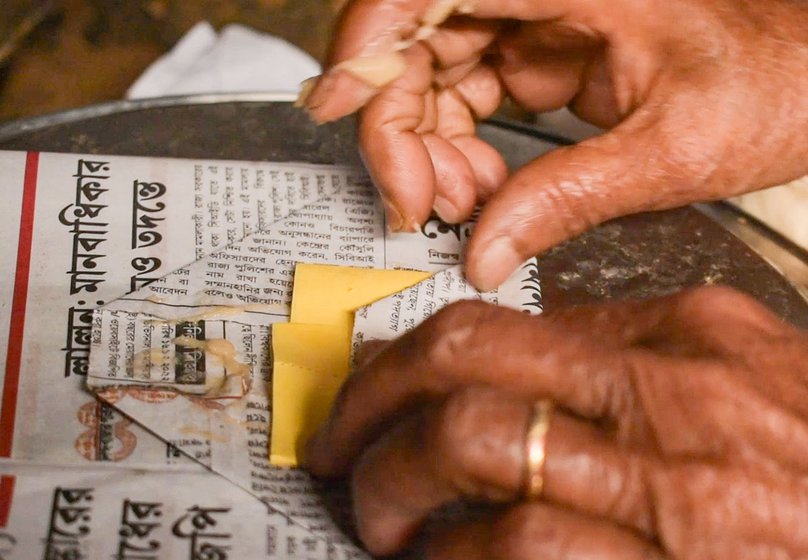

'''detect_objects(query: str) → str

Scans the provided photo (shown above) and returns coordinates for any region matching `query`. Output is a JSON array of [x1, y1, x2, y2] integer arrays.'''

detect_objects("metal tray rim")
[[0, 92, 299, 141]]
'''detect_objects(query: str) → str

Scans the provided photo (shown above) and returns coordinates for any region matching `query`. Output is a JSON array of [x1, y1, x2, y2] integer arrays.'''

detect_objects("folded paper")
[[270, 264, 430, 466], [85, 160, 542, 554]]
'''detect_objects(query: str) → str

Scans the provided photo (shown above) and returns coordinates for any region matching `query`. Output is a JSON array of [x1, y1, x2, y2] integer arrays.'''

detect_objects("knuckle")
[[429, 387, 522, 499], [431, 388, 487, 474], [655, 125, 722, 194], [524, 141, 625, 238], [611, 451, 659, 535], [534, 180, 599, 240], [420, 300, 494, 370], [358, 88, 423, 135]]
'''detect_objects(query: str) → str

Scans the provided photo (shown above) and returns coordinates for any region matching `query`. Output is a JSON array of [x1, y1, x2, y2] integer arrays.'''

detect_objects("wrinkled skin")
[[302, 1, 808, 557], [303, 0, 808, 290], [305, 287, 808, 559]]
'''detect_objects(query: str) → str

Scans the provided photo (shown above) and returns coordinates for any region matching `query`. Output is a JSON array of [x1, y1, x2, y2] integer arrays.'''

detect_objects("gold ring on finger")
[[524, 399, 554, 499]]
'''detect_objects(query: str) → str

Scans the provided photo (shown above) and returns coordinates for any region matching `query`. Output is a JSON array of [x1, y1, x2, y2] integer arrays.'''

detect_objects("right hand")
[[303, 0, 808, 290], [306, 287, 808, 558]]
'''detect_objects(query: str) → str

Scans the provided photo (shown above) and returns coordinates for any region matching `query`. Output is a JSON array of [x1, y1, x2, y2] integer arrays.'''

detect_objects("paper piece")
[[0, 460, 357, 559], [291, 263, 431, 343], [352, 264, 539, 356], [270, 264, 431, 466], [270, 323, 349, 466]]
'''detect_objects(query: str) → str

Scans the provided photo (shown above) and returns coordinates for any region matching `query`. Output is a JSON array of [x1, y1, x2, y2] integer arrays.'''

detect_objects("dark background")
[[0, 0, 341, 122]]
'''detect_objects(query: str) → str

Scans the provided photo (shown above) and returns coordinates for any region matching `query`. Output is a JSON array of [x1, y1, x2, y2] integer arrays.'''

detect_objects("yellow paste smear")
[[122, 302, 267, 399], [147, 303, 279, 325], [269, 264, 430, 467], [131, 348, 170, 375], [174, 336, 251, 397], [333, 52, 408, 89], [179, 426, 230, 443]]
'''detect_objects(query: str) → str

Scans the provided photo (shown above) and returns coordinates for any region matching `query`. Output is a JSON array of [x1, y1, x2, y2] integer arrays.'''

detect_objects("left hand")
[[304, 286, 808, 559], [303, 0, 808, 291]]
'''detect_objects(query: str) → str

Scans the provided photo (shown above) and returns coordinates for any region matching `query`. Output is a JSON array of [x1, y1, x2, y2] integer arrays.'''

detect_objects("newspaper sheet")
[[0, 460, 358, 559], [350, 264, 540, 351], [0, 150, 542, 557], [1, 151, 358, 466]]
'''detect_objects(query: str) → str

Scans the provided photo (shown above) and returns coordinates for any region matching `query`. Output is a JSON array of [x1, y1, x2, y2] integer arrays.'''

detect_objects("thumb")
[[465, 117, 680, 291]]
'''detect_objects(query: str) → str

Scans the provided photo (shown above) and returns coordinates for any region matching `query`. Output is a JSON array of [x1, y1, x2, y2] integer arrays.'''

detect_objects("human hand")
[[301, 0, 808, 290], [305, 286, 808, 558]]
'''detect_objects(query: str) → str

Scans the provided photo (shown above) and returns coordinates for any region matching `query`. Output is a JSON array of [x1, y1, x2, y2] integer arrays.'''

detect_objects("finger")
[[305, 300, 632, 476], [496, 22, 596, 113], [350, 387, 656, 554], [652, 463, 808, 558], [434, 87, 508, 199], [357, 44, 437, 231], [569, 57, 623, 128], [304, 0, 431, 123], [467, 0, 631, 22], [422, 134, 478, 223], [465, 115, 670, 291], [327, 0, 614, 63], [351, 387, 530, 554], [303, 0, 616, 121], [359, 54, 503, 229], [434, 59, 480, 90], [451, 64, 502, 119], [449, 136, 508, 200], [304, 0, 484, 122], [540, 285, 796, 357], [647, 285, 799, 350], [539, 298, 673, 347], [429, 65, 507, 212], [537, 288, 735, 352], [424, 17, 500, 69], [426, 503, 664, 560], [554, 285, 797, 352]]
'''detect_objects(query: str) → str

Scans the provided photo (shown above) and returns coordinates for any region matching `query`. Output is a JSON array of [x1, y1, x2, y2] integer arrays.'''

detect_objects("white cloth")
[[127, 22, 320, 99]]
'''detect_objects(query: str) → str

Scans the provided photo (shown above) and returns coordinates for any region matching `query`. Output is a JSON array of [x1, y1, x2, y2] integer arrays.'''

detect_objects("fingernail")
[[301, 72, 335, 118], [467, 237, 523, 292], [381, 197, 405, 232], [294, 76, 319, 108], [433, 195, 460, 223], [405, 218, 423, 233]]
